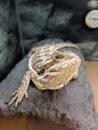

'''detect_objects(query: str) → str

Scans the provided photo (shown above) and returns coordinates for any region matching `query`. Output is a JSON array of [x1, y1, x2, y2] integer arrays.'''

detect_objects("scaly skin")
[[8, 42, 81, 107]]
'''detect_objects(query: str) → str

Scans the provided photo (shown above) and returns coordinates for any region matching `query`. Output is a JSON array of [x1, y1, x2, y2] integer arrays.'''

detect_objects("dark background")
[[0, 0, 98, 81]]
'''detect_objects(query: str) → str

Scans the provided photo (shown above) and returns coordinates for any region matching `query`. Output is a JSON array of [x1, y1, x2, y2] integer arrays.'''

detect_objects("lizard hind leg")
[[8, 71, 31, 107]]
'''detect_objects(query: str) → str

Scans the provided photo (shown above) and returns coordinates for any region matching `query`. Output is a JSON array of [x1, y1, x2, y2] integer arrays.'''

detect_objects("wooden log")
[[0, 39, 98, 130]]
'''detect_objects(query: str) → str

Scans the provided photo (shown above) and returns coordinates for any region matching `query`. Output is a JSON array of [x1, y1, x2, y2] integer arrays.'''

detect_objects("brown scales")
[[8, 42, 81, 107]]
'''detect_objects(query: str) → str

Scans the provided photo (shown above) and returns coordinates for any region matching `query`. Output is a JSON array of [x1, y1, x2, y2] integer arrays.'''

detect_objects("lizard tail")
[[52, 42, 80, 50]]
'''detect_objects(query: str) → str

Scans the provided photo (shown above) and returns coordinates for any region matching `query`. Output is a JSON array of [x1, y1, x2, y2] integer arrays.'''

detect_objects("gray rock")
[[0, 39, 98, 130]]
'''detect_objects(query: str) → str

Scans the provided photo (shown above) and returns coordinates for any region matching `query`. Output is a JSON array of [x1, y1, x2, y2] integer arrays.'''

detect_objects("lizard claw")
[[8, 86, 28, 107], [11, 90, 18, 96], [8, 71, 30, 107]]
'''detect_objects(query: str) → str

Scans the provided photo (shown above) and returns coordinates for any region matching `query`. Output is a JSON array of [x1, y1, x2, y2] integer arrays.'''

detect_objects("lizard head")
[[33, 51, 81, 90]]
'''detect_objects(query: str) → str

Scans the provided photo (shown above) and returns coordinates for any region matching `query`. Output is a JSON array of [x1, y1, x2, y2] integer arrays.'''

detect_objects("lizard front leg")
[[8, 70, 31, 107]]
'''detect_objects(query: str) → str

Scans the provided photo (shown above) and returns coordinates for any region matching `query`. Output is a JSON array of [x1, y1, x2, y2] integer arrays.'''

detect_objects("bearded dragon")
[[8, 42, 81, 107]]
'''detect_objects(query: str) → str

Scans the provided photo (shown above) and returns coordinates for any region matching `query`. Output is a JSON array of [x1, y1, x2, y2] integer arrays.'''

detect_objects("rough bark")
[[0, 39, 98, 130]]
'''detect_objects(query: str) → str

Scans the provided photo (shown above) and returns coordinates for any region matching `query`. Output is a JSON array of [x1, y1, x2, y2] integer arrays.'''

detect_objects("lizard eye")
[[54, 52, 65, 61], [55, 54, 60, 59], [54, 54, 64, 61], [54, 54, 62, 60]]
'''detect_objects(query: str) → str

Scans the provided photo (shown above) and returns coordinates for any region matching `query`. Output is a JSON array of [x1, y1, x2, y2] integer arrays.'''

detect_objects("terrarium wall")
[[0, 0, 98, 84]]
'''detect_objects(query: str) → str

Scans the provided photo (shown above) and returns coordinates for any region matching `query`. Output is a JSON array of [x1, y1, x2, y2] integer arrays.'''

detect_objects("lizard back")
[[28, 45, 54, 74], [28, 43, 80, 75]]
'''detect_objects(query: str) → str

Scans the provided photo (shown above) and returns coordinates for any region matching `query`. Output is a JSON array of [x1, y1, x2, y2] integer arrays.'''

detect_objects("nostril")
[[38, 68, 45, 75]]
